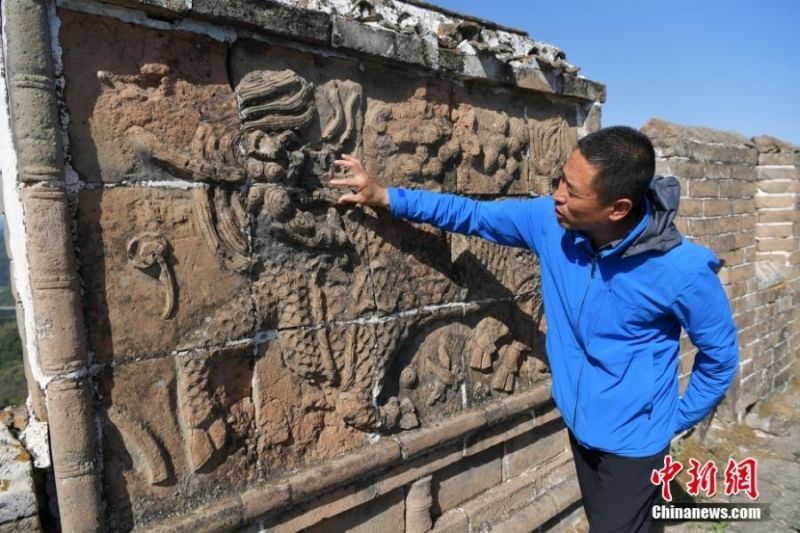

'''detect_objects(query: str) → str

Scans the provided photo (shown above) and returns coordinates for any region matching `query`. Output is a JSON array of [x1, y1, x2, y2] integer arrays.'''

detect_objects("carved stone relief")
[[99, 349, 257, 530], [452, 106, 530, 195], [529, 115, 578, 195], [77, 188, 255, 359], [362, 82, 458, 191], [60, 12, 560, 527]]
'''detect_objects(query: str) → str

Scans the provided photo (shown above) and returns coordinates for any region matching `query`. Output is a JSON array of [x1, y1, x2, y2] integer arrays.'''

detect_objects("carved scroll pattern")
[[126, 232, 177, 319], [530, 116, 577, 193]]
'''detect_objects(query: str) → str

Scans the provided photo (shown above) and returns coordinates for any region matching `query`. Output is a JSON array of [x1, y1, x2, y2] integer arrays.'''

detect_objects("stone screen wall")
[[0, 0, 603, 531]]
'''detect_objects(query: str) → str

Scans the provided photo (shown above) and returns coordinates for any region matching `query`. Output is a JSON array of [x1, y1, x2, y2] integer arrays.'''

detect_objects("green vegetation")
[[0, 221, 26, 407], [0, 319, 25, 407]]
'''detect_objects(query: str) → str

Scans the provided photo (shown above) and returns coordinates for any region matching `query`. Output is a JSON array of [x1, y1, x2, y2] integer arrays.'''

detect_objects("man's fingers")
[[337, 192, 363, 205], [333, 158, 356, 168], [330, 176, 363, 188]]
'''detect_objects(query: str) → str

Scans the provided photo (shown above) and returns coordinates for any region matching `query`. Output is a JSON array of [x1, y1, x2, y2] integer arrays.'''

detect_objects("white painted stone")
[[0, 425, 38, 523]]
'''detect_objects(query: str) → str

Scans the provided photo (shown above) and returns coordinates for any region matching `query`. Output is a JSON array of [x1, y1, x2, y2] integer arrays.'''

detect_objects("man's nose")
[[552, 179, 567, 205]]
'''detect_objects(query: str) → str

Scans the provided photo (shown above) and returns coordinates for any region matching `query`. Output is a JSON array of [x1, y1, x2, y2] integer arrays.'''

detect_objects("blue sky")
[[431, 0, 800, 145]]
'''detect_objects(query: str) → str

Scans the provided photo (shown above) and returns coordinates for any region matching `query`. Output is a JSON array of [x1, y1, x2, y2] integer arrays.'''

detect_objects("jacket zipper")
[[572, 252, 598, 433]]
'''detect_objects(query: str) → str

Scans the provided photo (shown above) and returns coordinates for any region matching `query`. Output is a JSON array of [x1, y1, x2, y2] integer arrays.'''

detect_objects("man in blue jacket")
[[332, 126, 739, 533]]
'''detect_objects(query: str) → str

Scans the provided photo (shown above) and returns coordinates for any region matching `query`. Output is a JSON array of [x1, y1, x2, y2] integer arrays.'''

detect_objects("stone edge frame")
[[147, 383, 554, 532], [1, 0, 103, 531]]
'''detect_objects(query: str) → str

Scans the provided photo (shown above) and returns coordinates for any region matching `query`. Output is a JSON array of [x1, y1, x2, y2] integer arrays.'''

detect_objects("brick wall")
[[643, 119, 799, 422]]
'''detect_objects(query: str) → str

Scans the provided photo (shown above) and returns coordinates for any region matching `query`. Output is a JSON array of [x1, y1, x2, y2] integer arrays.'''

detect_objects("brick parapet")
[[642, 118, 799, 420]]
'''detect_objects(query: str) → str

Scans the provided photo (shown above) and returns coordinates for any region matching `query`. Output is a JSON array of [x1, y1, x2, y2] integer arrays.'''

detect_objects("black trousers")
[[569, 431, 669, 533]]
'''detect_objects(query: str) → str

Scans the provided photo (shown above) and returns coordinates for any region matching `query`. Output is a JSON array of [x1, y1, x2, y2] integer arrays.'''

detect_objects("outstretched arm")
[[331, 154, 542, 250]]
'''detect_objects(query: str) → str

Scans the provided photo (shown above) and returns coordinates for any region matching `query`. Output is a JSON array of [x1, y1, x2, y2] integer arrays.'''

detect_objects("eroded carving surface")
[[529, 115, 578, 194], [452, 105, 530, 194]]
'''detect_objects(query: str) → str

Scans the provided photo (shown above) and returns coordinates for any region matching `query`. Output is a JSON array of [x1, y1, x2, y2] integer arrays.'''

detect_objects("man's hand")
[[331, 154, 390, 208]]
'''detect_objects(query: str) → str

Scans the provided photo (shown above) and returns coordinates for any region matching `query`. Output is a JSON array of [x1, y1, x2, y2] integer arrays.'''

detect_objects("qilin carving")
[[176, 354, 231, 472], [108, 61, 539, 481], [126, 232, 177, 319]]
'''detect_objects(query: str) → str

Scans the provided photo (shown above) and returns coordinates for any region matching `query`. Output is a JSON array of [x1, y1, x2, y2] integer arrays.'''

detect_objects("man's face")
[[551, 149, 616, 231]]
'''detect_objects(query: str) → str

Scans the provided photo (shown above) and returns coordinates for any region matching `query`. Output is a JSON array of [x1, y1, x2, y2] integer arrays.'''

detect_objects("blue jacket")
[[387, 177, 739, 457]]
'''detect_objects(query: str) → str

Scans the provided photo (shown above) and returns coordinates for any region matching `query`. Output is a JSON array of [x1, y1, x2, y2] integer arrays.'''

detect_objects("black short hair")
[[577, 126, 655, 210]]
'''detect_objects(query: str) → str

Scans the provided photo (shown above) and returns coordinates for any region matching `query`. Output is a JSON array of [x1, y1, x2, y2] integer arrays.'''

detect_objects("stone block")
[[756, 223, 794, 238], [59, 10, 236, 184], [77, 187, 254, 360], [396, 409, 486, 459], [331, 15, 434, 68], [4, 0, 63, 184], [252, 335, 371, 473], [433, 446, 503, 514], [678, 198, 705, 217], [718, 179, 755, 198], [688, 179, 719, 198], [451, 85, 530, 195], [433, 508, 469, 533], [20, 186, 86, 375], [362, 78, 457, 192], [305, 488, 405, 533], [755, 194, 796, 209], [758, 152, 800, 166], [503, 417, 568, 480], [757, 236, 794, 253], [561, 75, 606, 103], [290, 439, 400, 503], [756, 166, 799, 181], [528, 113, 578, 196], [98, 348, 257, 530], [192, 0, 331, 45]]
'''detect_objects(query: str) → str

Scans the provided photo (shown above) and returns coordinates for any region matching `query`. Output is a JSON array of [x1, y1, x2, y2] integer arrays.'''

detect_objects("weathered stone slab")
[[528, 107, 579, 196], [191, 0, 332, 45], [331, 14, 435, 68], [433, 445, 503, 514], [461, 300, 548, 407], [99, 348, 257, 530], [59, 10, 236, 184], [451, 85, 529, 195], [357, 209, 464, 313], [252, 336, 369, 474], [77, 187, 254, 360], [451, 232, 539, 300], [362, 77, 457, 192]]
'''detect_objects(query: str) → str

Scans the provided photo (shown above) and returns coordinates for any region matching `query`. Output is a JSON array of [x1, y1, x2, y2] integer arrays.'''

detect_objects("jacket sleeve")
[[670, 258, 739, 433], [387, 187, 546, 253]]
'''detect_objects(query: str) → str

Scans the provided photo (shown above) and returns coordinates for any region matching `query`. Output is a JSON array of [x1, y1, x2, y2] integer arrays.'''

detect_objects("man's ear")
[[608, 198, 633, 222]]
